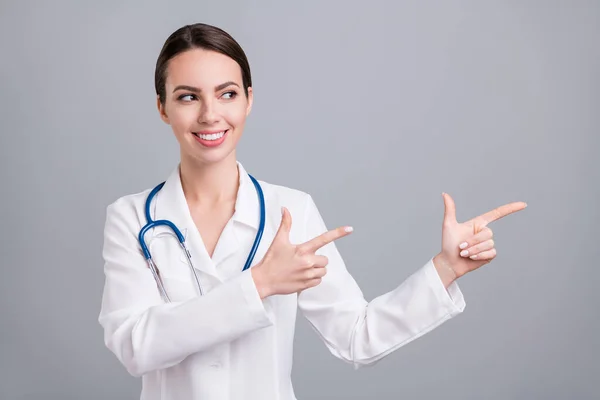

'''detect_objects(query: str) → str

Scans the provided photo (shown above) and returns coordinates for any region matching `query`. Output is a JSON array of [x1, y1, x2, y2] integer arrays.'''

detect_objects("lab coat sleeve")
[[297, 195, 466, 369], [98, 201, 273, 377]]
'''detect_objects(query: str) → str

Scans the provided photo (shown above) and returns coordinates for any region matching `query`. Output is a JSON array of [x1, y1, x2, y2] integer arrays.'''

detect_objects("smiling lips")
[[192, 129, 228, 147]]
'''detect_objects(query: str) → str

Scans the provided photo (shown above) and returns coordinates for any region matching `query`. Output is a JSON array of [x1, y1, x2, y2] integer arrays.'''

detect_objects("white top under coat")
[[98, 161, 466, 400]]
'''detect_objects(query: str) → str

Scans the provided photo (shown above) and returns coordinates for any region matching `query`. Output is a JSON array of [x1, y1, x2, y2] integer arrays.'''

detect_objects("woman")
[[98, 23, 526, 400]]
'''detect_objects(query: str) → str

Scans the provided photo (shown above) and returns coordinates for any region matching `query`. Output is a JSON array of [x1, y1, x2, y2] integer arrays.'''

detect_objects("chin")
[[184, 144, 237, 166], [177, 128, 242, 165]]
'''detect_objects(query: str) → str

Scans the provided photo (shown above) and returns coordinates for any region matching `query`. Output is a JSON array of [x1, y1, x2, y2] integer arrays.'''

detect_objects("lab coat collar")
[[152, 163, 223, 280], [153, 164, 191, 236], [155, 161, 258, 228], [152, 161, 277, 281], [233, 161, 282, 251], [232, 161, 261, 230]]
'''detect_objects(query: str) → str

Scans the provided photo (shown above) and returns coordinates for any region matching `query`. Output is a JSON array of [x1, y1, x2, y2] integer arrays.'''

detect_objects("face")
[[157, 48, 253, 166]]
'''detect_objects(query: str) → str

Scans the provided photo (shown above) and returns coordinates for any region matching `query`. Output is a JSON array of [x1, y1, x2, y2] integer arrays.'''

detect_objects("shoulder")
[[256, 176, 318, 213], [106, 188, 150, 214], [256, 178, 323, 227], [103, 187, 153, 233], [258, 179, 312, 207]]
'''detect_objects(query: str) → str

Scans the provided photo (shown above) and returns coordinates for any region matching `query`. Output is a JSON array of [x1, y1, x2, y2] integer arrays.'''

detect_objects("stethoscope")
[[137, 174, 266, 302]]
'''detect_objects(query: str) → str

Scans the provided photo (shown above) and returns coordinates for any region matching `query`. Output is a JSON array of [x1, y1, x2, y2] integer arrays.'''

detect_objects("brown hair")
[[154, 23, 252, 104]]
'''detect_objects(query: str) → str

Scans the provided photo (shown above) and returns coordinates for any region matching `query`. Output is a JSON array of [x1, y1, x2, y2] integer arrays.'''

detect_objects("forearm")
[[100, 269, 273, 376]]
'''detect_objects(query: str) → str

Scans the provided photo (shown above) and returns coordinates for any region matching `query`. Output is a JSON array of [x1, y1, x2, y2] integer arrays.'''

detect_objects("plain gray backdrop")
[[1, 1, 598, 399]]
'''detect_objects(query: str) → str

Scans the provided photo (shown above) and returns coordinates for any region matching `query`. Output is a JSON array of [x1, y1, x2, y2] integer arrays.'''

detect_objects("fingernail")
[[281, 206, 285, 215], [344, 226, 354, 233], [470, 254, 478, 260], [460, 250, 469, 257], [459, 242, 468, 249]]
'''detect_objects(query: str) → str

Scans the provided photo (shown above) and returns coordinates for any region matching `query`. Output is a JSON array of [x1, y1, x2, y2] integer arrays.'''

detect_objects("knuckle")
[[300, 255, 313, 267]]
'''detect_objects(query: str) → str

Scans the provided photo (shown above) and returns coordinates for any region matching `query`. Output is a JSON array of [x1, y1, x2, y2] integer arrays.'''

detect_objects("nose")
[[197, 99, 220, 124]]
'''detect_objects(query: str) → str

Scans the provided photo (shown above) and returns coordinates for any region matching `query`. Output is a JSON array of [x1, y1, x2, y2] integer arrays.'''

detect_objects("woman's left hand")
[[433, 192, 527, 286]]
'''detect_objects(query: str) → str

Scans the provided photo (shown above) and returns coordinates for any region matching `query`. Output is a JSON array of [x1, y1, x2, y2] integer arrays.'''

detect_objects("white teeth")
[[196, 130, 225, 140]]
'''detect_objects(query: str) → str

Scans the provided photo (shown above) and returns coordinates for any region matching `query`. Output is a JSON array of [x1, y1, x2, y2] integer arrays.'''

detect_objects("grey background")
[[1, 0, 598, 399]]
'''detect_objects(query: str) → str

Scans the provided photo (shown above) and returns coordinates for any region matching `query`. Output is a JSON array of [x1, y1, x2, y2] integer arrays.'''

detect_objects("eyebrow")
[[172, 81, 240, 93]]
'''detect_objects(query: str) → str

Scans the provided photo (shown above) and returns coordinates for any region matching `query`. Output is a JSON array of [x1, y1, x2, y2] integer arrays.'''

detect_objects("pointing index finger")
[[299, 226, 354, 254], [475, 201, 528, 226]]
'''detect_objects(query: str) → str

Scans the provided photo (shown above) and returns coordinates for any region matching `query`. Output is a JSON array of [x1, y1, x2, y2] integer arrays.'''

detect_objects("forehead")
[[165, 48, 243, 88]]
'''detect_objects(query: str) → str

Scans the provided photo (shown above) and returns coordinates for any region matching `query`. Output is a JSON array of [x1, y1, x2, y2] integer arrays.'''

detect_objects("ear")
[[245, 86, 253, 117], [156, 95, 170, 124]]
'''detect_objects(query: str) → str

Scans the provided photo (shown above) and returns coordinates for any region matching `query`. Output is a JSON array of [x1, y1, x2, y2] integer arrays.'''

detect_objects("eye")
[[178, 93, 196, 102], [221, 91, 237, 100]]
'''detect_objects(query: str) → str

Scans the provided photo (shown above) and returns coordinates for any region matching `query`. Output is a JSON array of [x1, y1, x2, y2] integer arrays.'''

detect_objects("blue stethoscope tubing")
[[138, 174, 266, 302]]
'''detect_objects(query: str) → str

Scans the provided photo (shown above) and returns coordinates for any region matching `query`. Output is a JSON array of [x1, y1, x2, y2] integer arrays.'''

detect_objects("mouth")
[[192, 129, 229, 147], [193, 129, 227, 140]]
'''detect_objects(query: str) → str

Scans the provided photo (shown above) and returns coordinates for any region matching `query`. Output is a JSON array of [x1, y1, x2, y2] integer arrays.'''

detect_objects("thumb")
[[442, 192, 457, 225], [274, 206, 293, 242]]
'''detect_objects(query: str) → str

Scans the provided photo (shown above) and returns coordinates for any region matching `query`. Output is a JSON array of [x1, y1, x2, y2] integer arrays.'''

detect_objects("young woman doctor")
[[98, 23, 527, 400]]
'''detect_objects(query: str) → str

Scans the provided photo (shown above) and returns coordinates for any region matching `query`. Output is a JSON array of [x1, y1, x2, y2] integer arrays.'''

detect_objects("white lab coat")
[[98, 161, 466, 400]]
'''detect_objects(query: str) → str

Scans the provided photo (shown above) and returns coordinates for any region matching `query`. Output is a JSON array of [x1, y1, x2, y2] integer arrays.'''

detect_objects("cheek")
[[225, 106, 248, 130], [169, 108, 197, 133]]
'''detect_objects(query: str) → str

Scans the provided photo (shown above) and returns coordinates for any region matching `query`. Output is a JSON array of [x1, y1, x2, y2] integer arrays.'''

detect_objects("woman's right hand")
[[251, 207, 353, 299]]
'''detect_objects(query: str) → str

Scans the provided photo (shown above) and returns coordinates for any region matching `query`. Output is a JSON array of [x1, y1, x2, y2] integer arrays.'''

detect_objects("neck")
[[179, 152, 239, 208]]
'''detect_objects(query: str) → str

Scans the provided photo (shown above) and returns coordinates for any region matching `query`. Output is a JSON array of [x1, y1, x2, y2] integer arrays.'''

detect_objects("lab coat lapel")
[[231, 162, 280, 269], [152, 165, 220, 280], [209, 220, 239, 268], [208, 161, 253, 268], [151, 162, 280, 280]]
